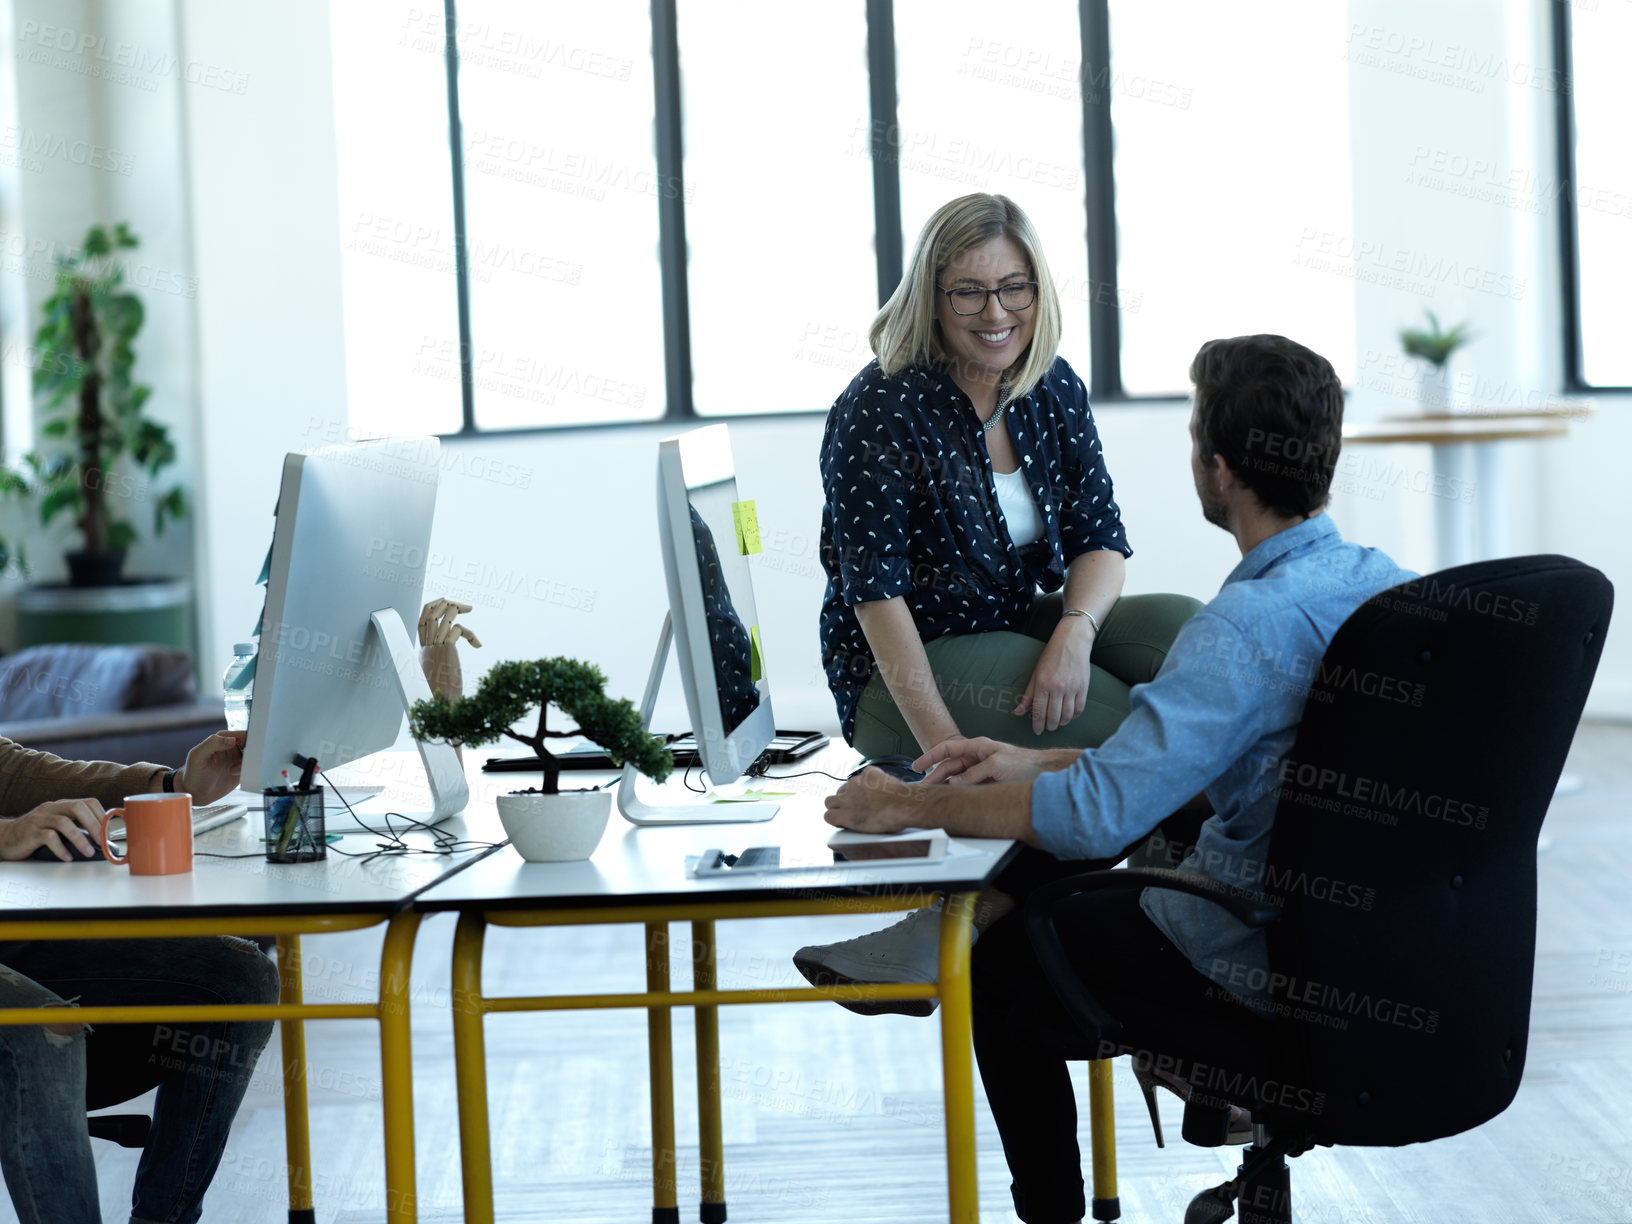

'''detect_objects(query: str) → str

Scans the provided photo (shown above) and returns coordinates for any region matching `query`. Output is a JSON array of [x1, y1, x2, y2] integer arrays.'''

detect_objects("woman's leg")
[[6, 937, 281, 1224], [849, 592, 1203, 758], [0, 959, 100, 1224]]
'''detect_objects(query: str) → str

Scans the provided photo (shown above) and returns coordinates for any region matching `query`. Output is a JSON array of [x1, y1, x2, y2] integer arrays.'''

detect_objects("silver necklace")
[[980, 375, 1012, 434]]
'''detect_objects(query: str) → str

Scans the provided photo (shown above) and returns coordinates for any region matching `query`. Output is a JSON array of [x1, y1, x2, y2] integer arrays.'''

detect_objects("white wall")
[[175, 0, 349, 680]]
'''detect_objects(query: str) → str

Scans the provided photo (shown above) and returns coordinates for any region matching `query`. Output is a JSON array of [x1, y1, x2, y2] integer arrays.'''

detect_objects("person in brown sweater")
[[0, 728, 280, 1223], [0, 729, 245, 861]]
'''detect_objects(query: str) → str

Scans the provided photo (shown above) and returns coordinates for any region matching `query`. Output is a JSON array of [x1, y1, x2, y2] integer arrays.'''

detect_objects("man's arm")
[[824, 769, 1038, 842], [0, 737, 167, 816]]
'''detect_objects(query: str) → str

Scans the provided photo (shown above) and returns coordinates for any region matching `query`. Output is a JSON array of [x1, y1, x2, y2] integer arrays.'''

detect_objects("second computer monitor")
[[656, 425, 776, 786]]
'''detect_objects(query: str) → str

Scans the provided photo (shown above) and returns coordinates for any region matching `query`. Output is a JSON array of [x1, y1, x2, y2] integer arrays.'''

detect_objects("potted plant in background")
[[0, 223, 194, 653], [409, 657, 673, 861], [1399, 309, 1474, 414]]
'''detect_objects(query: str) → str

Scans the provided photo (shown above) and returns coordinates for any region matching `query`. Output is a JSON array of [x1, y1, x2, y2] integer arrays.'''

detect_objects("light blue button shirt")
[[1029, 515, 1414, 1007]]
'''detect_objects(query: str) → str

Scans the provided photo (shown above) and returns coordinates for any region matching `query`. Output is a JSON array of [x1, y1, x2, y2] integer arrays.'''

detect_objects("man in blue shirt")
[[824, 334, 1413, 1224]]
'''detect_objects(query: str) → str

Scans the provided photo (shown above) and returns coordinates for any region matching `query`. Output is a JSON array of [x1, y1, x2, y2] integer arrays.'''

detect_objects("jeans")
[[0, 937, 281, 1224]]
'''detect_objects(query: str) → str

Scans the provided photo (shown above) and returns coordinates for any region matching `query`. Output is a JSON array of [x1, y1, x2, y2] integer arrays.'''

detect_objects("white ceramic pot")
[[496, 790, 612, 862], [1417, 361, 1452, 414]]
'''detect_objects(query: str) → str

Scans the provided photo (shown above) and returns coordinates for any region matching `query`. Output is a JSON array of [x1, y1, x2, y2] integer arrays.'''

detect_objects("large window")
[[1560, 1, 1632, 389], [330, 2, 464, 437], [1108, 0, 1354, 395], [332, 1, 1359, 436], [677, 1, 875, 417], [894, 0, 1091, 383]]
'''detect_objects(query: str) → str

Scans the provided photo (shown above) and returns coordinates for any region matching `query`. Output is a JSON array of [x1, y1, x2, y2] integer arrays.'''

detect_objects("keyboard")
[[106, 801, 248, 843]]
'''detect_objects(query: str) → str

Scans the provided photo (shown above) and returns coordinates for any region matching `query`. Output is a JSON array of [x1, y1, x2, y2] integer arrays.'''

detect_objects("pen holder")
[[263, 787, 326, 863]]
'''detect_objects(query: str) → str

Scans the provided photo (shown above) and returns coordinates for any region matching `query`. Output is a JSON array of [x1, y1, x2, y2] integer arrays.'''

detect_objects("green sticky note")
[[732, 499, 762, 556], [749, 624, 763, 683]]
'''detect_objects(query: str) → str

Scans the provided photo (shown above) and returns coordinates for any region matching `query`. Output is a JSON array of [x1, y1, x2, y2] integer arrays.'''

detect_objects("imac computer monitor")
[[241, 437, 468, 826], [619, 424, 778, 825]]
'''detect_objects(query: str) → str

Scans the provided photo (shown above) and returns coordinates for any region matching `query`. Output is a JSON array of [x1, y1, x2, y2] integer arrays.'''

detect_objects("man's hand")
[[175, 731, 245, 805], [418, 598, 483, 648], [915, 736, 1058, 786], [0, 799, 107, 862], [1014, 616, 1095, 734], [823, 769, 931, 834]]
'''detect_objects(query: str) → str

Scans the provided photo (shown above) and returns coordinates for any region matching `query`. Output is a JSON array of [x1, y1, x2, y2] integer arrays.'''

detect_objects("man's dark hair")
[[1190, 334, 1344, 518]]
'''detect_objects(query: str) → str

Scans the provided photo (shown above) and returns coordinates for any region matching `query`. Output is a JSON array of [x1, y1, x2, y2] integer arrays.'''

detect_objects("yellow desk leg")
[[276, 933, 316, 1224], [1088, 1059, 1120, 1221], [692, 919, 726, 1224], [380, 911, 423, 1224], [646, 921, 680, 1224], [938, 892, 979, 1224], [452, 912, 495, 1224]]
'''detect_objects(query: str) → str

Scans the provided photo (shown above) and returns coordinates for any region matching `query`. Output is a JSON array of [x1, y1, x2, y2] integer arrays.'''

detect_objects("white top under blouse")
[[993, 467, 1043, 547]]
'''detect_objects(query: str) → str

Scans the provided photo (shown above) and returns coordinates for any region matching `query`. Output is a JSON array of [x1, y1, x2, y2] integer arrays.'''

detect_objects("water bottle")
[[222, 641, 257, 732]]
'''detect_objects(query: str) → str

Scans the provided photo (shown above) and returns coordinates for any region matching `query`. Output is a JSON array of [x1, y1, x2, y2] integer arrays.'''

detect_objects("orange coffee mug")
[[99, 793, 194, 875]]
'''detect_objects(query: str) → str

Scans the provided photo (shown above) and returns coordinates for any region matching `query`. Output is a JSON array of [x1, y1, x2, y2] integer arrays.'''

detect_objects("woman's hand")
[[0, 799, 107, 861], [1014, 616, 1095, 734]]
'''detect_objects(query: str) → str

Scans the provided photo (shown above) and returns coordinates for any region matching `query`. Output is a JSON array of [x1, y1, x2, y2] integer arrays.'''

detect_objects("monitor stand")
[[348, 608, 470, 829], [618, 613, 778, 826]]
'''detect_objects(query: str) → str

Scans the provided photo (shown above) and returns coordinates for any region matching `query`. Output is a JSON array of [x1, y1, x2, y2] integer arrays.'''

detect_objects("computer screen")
[[656, 425, 778, 787], [241, 437, 467, 825]]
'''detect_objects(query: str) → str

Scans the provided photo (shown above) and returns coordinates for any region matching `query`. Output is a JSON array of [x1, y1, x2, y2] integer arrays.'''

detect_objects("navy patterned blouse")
[[818, 355, 1132, 740]]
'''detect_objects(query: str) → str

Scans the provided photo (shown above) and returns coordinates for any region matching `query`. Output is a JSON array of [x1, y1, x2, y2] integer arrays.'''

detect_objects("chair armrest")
[[1029, 866, 1283, 929], [1021, 867, 1280, 1050]]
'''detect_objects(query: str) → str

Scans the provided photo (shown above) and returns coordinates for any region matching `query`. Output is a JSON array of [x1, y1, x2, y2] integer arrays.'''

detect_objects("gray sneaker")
[[792, 900, 977, 1016]]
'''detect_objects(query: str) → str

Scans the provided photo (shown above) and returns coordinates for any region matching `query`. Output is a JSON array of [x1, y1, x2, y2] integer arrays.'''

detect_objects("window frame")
[[429, 0, 1175, 441], [1552, 0, 1629, 394]]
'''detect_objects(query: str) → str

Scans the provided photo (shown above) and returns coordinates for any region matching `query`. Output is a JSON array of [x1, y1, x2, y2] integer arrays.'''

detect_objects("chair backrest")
[[1260, 556, 1610, 1146]]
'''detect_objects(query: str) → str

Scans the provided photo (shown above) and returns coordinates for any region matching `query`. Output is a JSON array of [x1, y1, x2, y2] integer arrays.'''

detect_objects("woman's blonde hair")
[[869, 193, 1063, 400]]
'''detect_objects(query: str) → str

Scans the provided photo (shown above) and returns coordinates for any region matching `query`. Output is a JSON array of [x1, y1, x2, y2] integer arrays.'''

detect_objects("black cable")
[[199, 769, 502, 865]]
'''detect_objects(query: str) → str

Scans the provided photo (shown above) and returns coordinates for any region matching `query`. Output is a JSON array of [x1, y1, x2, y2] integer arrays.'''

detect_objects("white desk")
[[0, 778, 504, 1224], [417, 748, 1017, 1224]]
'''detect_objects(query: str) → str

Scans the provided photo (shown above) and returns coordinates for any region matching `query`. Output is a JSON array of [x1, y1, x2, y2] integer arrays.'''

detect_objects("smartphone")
[[830, 838, 941, 862]]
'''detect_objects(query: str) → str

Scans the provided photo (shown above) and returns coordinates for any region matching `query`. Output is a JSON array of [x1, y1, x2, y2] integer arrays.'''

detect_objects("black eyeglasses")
[[935, 281, 1039, 315]]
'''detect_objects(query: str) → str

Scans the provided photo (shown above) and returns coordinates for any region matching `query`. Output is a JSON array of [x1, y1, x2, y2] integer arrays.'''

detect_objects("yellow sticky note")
[[749, 624, 764, 683], [732, 499, 762, 556]]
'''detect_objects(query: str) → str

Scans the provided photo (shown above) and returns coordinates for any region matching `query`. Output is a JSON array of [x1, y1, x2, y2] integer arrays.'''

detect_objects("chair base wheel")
[[1185, 1181, 1236, 1224]]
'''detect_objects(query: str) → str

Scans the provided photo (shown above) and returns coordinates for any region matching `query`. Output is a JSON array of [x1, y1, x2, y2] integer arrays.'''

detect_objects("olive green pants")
[[850, 591, 1205, 759], [852, 591, 1205, 871]]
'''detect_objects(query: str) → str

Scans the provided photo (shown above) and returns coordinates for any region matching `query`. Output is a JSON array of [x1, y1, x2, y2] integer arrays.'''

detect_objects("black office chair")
[[1024, 556, 1613, 1223]]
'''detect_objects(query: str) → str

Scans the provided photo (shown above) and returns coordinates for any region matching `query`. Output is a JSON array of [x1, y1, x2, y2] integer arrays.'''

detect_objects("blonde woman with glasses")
[[799, 193, 1204, 1016]]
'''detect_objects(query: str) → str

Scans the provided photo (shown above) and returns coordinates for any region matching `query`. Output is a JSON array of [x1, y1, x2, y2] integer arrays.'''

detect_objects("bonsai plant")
[[1399, 310, 1473, 413], [5, 222, 187, 586], [409, 657, 674, 860]]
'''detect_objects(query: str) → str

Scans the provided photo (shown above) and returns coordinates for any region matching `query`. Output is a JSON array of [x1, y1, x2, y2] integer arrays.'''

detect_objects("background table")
[[1342, 408, 1582, 568], [417, 751, 1017, 1224]]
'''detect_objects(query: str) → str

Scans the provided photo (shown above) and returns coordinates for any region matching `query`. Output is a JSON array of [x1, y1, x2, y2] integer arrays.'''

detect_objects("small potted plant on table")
[[1399, 309, 1473, 414], [409, 657, 673, 861]]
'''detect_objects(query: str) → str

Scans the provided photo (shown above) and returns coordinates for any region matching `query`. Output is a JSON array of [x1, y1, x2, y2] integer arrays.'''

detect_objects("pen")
[[274, 770, 301, 855]]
